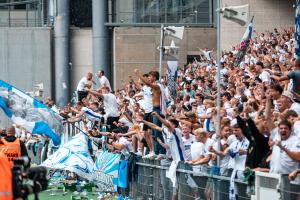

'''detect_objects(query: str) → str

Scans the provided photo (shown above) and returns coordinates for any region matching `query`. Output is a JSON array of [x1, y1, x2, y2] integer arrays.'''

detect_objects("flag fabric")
[[167, 61, 178, 101], [0, 80, 62, 145], [41, 133, 95, 180], [117, 160, 129, 188], [234, 16, 254, 67], [295, 0, 300, 59], [93, 151, 121, 191]]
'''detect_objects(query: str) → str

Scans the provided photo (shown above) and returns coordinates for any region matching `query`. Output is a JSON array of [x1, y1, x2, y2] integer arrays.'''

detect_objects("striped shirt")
[[162, 127, 186, 161], [81, 107, 103, 129]]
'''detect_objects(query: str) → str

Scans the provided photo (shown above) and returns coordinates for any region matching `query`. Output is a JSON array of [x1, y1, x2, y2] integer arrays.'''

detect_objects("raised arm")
[[142, 119, 163, 132], [67, 111, 85, 123], [271, 74, 289, 82], [265, 92, 276, 131], [87, 88, 104, 98], [119, 130, 138, 137], [134, 69, 160, 90], [152, 112, 174, 132]]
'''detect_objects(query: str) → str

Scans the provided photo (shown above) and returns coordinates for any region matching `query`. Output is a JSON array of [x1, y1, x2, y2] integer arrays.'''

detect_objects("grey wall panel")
[[0, 28, 52, 128]]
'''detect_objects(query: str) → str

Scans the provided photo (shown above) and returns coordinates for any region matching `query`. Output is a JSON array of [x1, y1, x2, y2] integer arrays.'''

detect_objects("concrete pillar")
[[92, 0, 110, 88], [54, 0, 70, 107]]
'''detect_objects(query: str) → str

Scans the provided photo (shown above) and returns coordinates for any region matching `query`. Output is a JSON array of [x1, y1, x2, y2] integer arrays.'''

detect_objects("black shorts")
[[78, 91, 88, 102], [143, 112, 152, 130]]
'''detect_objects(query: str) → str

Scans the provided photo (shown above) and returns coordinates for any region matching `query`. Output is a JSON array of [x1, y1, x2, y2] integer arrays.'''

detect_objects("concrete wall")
[[221, 0, 294, 50], [0, 28, 52, 127], [113, 27, 217, 89], [70, 28, 93, 93]]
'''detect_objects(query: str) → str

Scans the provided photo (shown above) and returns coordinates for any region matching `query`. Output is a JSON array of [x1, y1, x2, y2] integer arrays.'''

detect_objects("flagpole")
[[216, 0, 221, 167], [159, 24, 164, 80]]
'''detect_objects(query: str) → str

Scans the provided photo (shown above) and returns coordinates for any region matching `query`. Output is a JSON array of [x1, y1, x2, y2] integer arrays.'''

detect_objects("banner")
[[234, 16, 254, 67], [167, 61, 178, 101], [295, 0, 300, 59], [93, 151, 121, 192], [0, 80, 62, 145], [41, 133, 95, 180]]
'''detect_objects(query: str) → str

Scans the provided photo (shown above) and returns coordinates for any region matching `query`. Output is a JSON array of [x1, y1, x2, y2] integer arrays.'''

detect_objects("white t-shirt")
[[293, 121, 300, 139], [219, 138, 230, 173], [182, 134, 196, 161], [191, 141, 204, 160], [290, 102, 300, 116], [118, 137, 133, 158], [196, 105, 206, 117], [162, 127, 186, 161], [204, 108, 215, 132], [220, 68, 228, 77], [81, 107, 103, 129], [223, 101, 231, 109], [99, 76, 112, 91], [77, 77, 90, 91], [140, 86, 153, 114], [227, 137, 249, 171], [270, 135, 300, 174], [103, 93, 120, 117], [259, 71, 271, 84], [190, 141, 205, 172]]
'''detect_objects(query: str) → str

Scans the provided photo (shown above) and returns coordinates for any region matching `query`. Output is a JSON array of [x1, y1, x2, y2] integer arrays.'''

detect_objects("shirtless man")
[[134, 69, 166, 159]]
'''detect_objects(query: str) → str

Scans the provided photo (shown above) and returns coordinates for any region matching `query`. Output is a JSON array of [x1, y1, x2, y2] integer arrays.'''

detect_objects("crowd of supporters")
[[3, 27, 300, 198], [60, 27, 300, 182]]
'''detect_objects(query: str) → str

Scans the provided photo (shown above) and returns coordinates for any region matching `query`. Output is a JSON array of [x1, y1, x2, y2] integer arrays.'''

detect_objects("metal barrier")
[[280, 175, 300, 200], [255, 171, 300, 200], [61, 125, 300, 200], [131, 159, 251, 200]]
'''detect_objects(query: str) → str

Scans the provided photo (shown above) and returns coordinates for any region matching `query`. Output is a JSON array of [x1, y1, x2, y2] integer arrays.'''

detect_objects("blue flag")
[[42, 133, 94, 179], [234, 16, 254, 67], [0, 80, 62, 145], [295, 0, 300, 58]]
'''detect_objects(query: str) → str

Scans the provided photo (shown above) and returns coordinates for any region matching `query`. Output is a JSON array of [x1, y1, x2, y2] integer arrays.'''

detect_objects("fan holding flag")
[[234, 16, 254, 67]]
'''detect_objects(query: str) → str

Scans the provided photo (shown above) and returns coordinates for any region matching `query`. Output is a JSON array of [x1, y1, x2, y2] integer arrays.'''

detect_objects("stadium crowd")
[[1, 27, 300, 199], [65, 27, 300, 178]]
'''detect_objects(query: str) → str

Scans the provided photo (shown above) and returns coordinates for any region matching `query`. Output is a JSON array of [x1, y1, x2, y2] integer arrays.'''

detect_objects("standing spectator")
[[134, 69, 167, 158], [0, 126, 28, 167], [180, 82, 196, 99], [187, 129, 213, 173], [76, 72, 94, 102], [255, 61, 271, 86], [281, 91, 300, 116], [181, 124, 196, 161], [269, 84, 283, 112], [87, 86, 120, 131], [200, 99, 215, 133], [67, 102, 104, 130], [271, 58, 300, 95], [96, 70, 112, 92], [270, 120, 300, 176]]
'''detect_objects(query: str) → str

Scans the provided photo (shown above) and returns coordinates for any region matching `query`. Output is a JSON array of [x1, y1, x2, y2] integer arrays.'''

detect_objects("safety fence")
[[130, 159, 251, 200], [60, 123, 300, 200], [130, 160, 300, 200]]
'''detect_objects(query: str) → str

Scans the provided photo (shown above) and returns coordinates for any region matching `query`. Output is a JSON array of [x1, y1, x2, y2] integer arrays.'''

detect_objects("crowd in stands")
[[3, 27, 300, 198], [61, 27, 300, 182]]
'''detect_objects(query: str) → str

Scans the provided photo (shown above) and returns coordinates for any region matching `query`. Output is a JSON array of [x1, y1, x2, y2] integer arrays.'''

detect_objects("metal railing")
[[131, 159, 251, 200], [0, 0, 50, 27], [61, 124, 300, 200]]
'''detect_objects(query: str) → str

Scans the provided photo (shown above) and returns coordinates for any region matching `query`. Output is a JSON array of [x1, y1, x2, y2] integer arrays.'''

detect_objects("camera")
[[12, 157, 48, 200]]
